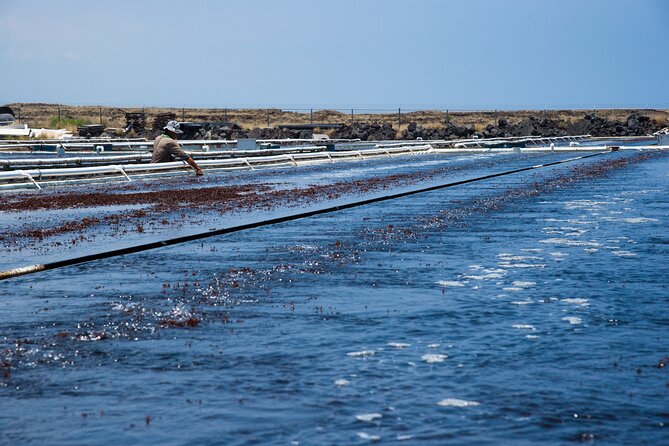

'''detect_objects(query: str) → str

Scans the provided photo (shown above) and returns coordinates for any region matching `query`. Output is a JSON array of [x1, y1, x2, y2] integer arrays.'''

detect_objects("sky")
[[1, 0, 668, 110]]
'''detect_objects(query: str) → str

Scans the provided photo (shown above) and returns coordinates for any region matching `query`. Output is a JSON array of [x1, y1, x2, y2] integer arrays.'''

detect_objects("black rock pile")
[[401, 122, 476, 140], [177, 123, 250, 140], [247, 127, 312, 140], [153, 112, 176, 131], [125, 111, 664, 141], [399, 112, 663, 140], [565, 112, 657, 137], [330, 123, 397, 141], [483, 116, 565, 138], [125, 112, 146, 133]]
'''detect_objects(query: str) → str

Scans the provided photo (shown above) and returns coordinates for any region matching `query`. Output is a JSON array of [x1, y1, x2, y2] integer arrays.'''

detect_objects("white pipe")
[[1, 144, 662, 191], [0, 146, 329, 169], [0, 138, 356, 151], [15, 170, 41, 189], [0, 147, 429, 184]]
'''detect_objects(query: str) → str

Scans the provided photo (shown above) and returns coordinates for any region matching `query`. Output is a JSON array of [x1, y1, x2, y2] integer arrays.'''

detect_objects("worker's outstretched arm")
[[185, 157, 204, 176]]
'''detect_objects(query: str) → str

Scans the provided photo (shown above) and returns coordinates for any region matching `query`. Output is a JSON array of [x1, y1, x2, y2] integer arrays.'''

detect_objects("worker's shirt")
[[151, 135, 191, 163]]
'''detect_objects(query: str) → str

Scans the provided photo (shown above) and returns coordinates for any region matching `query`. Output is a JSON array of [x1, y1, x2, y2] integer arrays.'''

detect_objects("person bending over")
[[151, 120, 203, 176]]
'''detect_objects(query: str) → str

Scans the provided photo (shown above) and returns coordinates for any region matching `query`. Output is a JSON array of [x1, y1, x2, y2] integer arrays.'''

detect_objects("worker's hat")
[[164, 120, 184, 135]]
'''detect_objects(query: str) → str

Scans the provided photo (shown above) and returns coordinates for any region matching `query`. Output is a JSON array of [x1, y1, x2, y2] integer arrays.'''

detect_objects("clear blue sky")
[[1, 0, 668, 110]]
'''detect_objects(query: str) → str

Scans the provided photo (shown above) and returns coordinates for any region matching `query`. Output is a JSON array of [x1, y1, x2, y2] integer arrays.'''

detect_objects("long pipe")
[[453, 135, 591, 148], [0, 138, 359, 151], [0, 145, 329, 168], [0, 150, 609, 281], [0, 145, 435, 188], [0, 134, 591, 152]]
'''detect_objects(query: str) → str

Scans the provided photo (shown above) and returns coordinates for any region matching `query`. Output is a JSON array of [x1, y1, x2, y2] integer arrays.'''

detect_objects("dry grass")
[[7, 103, 669, 133]]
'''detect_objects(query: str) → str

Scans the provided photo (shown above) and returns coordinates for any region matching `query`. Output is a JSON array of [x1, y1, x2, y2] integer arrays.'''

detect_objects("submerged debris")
[[158, 317, 200, 328]]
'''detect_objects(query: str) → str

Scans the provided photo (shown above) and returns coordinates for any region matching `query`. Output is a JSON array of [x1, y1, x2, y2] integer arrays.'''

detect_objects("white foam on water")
[[513, 281, 536, 288], [562, 316, 583, 325], [357, 432, 381, 442], [397, 435, 413, 441], [347, 350, 375, 357], [427, 343, 440, 349], [422, 353, 448, 363], [334, 379, 350, 387], [503, 287, 524, 292], [564, 199, 615, 210], [550, 252, 569, 258], [611, 250, 637, 257], [169, 303, 193, 319], [356, 413, 382, 422], [583, 248, 599, 253], [465, 273, 502, 280], [539, 238, 601, 247], [512, 324, 536, 330], [437, 398, 480, 407], [111, 302, 140, 312], [497, 254, 544, 261], [388, 342, 410, 349], [561, 298, 589, 306], [560, 226, 587, 232], [511, 300, 533, 305], [602, 217, 658, 224], [526, 335, 539, 339], [521, 248, 544, 253], [464, 267, 507, 280], [619, 189, 660, 196], [482, 266, 506, 272], [498, 262, 546, 269], [436, 280, 466, 287]]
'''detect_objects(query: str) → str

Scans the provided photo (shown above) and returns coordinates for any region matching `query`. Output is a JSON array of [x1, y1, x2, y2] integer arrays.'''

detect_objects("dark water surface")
[[1, 151, 668, 445]]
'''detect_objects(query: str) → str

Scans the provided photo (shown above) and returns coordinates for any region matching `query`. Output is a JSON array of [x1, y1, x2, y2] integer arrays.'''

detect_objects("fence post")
[[351, 109, 354, 125], [398, 108, 401, 131], [445, 109, 449, 123], [224, 108, 228, 123], [182, 107, 185, 120], [18, 106, 21, 122], [310, 108, 313, 126], [99, 107, 102, 125], [58, 106, 61, 124], [266, 109, 270, 128]]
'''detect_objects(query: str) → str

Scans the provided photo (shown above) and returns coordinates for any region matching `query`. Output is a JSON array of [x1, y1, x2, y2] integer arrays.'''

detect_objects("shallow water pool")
[[1, 150, 667, 445]]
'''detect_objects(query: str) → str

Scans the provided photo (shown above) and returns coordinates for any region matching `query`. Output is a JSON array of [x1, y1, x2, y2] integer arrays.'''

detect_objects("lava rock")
[[331, 123, 397, 141]]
